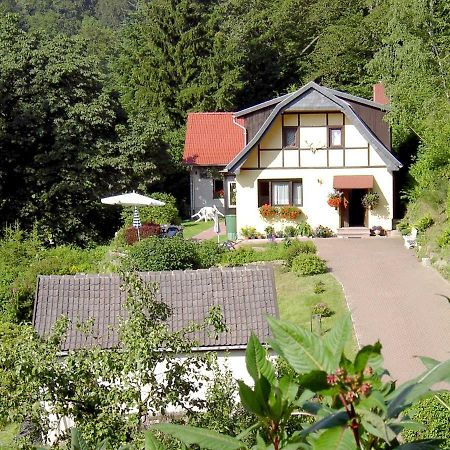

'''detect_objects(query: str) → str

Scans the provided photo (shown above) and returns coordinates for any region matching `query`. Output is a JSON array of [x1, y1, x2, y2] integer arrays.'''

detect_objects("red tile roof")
[[183, 112, 245, 166]]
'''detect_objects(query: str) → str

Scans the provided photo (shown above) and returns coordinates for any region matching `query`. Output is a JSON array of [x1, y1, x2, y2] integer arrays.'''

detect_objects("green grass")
[[274, 265, 358, 355], [0, 423, 19, 449], [181, 220, 215, 239]]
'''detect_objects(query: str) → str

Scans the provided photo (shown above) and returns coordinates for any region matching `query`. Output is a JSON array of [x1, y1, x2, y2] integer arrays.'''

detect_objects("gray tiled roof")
[[33, 266, 278, 352]]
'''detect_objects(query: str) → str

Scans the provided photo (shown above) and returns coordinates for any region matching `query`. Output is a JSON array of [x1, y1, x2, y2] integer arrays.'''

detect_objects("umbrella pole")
[[137, 226, 141, 241]]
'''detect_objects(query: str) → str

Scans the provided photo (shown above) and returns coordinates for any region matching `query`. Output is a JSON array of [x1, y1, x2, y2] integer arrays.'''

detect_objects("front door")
[[341, 189, 367, 227]]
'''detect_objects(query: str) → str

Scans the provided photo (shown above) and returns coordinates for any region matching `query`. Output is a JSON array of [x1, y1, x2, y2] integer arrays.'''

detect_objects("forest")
[[0, 0, 449, 250]]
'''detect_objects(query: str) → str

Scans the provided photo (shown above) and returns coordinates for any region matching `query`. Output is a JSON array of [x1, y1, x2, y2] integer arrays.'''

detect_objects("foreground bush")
[[220, 247, 257, 267], [291, 253, 327, 275], [195, 240, 225, 268], [124, 236, 197, 271], [124, 222, 161, 245], [284, 240, 317, 268], [153, 316, 450, 449]]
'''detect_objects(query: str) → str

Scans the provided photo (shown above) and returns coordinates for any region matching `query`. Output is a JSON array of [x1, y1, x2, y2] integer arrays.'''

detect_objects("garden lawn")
[[274, 265, 358, 355], [181, 220, 215, 239]]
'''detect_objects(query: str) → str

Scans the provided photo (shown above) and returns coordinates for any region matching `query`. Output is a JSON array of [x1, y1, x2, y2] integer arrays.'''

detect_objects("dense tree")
[[0, 15, 167, 245]]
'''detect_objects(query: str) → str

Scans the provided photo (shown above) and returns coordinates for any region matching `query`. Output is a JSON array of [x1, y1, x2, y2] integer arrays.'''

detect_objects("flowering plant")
[[259, 204, 278, 219], [279, 205, 301, 220], [214, 189, 224, 198], [327, 190, 343, 208], [362, 191, 379, 209]]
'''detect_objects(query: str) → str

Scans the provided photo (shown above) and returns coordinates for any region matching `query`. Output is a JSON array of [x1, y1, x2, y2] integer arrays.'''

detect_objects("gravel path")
[[314, 237, 450, 383]]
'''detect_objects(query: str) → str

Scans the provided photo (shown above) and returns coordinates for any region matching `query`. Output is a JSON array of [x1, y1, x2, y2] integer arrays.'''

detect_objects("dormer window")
[[283, 127, 298, 148], [329, 127, 343, 147]]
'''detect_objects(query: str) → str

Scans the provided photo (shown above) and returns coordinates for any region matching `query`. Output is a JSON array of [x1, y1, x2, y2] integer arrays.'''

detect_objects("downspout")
[[190, 168, 194, 217], [232, 115, 247, 148]]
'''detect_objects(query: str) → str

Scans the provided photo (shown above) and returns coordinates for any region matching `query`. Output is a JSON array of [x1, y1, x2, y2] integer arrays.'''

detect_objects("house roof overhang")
[[225, 82, 402, 174], [333, 175, 374, 189]]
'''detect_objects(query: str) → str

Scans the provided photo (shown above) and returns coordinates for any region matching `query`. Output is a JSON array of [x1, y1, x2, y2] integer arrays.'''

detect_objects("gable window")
[[258, 180, 303, 206], [213, 179, 224, 198], [283, 127, 298, 148], [329, 127, 343, 147]]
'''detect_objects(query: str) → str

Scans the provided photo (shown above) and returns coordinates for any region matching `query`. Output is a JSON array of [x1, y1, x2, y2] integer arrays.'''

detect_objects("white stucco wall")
[[235, 112, 395, 234], [235, 167, 394, 234], [190, 168, 225, 214]]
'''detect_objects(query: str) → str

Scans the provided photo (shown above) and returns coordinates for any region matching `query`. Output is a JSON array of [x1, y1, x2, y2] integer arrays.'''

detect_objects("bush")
[[313, 280, 326, 294], [124, 223, 161, 245], [220, 248, 257, 266], [283, 226, 298, 237], [311, 302, 333, 317], [437, 228, 450, 248], [121, 193, 181, 226], [415, 214, 434, 232], [264, 226, 275, 238], [124, 236, 197, 271], [396, 219, 412, 235], [296, 222, 313, 237], [240, 226, 258, 239], [196, 240, 225, 268], [313, 225, 334, 238], [284, 240, 317, 268], [402, 393, 450, 449], [291, 254, 327, 276]]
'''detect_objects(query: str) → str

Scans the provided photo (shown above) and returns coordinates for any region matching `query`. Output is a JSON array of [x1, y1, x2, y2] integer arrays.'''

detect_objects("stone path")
[[191, 221, 227, 241], [314, 237, 450, 383]]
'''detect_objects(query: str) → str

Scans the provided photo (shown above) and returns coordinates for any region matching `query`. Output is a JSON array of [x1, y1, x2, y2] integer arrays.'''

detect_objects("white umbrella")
[[101, 192, 165, 241]]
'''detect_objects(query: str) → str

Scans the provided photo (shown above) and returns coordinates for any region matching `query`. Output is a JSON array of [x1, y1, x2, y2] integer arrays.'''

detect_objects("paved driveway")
[[314, 237, 450, 383]]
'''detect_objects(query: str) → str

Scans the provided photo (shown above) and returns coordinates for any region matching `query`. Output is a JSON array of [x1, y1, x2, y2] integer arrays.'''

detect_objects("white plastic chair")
[[403, 227, 418, 249]]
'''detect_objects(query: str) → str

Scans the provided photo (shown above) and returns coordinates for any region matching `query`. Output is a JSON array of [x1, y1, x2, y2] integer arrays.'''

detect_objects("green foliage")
[[284, 240, 317, 268], [0, 226, 107, 322], [314, 225, 335, 238], [240, 226, 258, 239], [437, 228, 450, 248], [155, 316, 450, 449], [291, 254, 327, 276], [220, 247, 257, 267], [296, 222, 314, 237], [121, 193, 181, 227], [396, 219, 412, 236], [283, 225, 298, 238], [402, 393, 450, 448], [1, 273, 225, 448], [414, 214, 434, 232], [361, 192, 380, 210], [311, 302, 333, 317], [264, 226, 275, 238], [123, 236, 197, 271], [313, 281, 326, 295], [195, 240, 225, 269]]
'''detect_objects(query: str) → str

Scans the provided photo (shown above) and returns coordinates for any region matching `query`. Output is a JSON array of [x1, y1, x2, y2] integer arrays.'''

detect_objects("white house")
[[184, 82, 403, 237]]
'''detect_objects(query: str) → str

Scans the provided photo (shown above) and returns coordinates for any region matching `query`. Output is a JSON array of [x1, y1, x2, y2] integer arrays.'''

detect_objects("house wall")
[[190, 167, 225, 215], [236, 112, 394, 234]]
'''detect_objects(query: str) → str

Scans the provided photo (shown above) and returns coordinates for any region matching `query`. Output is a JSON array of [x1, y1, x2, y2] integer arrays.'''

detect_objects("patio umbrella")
[[213, 208, 221, 243], [101, 192, 165, 241]]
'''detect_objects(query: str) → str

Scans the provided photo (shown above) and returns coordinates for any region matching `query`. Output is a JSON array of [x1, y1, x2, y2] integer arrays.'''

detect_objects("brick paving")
[[191, 221, 227, 241], [314, 237, 450, 383]]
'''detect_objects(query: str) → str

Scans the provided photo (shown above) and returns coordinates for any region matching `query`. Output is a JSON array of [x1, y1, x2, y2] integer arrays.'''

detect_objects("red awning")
[[333, 175, 374, 189]]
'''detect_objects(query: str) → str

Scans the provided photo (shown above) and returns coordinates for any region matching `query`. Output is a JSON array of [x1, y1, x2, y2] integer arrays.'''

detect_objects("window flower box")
[[279, 205, 301, 220], [259, 204, 278, 219]]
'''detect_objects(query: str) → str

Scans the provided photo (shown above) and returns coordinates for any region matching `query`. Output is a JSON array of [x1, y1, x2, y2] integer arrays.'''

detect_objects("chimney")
[[373, 83, 389, 105]]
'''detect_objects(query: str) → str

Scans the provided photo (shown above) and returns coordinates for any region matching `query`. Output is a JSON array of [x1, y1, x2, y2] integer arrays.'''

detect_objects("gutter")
[[232, 115, 247, 146]]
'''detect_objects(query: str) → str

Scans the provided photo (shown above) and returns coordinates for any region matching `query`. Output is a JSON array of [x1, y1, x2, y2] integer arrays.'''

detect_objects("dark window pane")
[[258, 180, 270, 206], [283, 127, 297, 147]]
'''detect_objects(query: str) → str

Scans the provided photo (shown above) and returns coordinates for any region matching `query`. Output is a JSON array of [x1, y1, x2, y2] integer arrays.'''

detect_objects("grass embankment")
[[0, 423, 19, 449], [273, 265, 358, 356]]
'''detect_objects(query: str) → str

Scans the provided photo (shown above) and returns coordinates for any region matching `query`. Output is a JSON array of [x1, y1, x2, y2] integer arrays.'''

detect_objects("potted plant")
[[259, 204, 278, 219], [264, 225, 275, 240], [362, 191, 379, 210], [327, 190, 343, 209], [371, 225, 384, 236], [279, 205, 302, 220]]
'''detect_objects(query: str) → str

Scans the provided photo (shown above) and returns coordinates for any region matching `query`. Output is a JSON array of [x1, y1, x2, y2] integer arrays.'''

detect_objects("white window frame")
[[228, 181, 237, 208]]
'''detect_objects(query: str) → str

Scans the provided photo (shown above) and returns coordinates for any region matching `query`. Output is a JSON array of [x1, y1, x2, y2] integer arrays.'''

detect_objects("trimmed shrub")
[[402, 393, 450, 449], [124, 236, 197, 271], [196, 240, 225, 268], [240, 226, 258, 239], [124, 223, 161, 245], [313, 225, 334, 238], [221, 247, 256, 266], [291, 254, 327, 276], [284, 240, 317, 268], [311, 302, 333, 317]]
